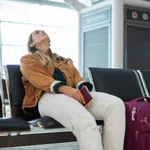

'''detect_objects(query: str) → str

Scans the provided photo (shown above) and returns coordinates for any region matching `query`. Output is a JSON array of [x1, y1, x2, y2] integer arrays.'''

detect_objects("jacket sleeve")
[[72, 64, 93, 92], [20, 55, 67, 93]]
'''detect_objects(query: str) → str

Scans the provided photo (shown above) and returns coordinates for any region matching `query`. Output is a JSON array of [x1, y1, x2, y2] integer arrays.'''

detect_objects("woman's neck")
[[36, 43, 49, 55]]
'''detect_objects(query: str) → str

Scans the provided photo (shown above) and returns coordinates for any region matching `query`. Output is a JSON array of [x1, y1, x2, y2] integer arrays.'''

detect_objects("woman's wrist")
[[58, 85, 68, 93]]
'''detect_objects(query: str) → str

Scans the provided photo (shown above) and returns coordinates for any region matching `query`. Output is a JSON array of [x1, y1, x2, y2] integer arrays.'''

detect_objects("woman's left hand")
[[84, 100, 92, 108]]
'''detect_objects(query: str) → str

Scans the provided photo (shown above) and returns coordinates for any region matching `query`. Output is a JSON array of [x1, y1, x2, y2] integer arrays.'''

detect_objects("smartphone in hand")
[[80, 86, 93, 104]]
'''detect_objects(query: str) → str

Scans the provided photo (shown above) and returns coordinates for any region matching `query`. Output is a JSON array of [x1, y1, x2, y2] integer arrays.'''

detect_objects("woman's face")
[[30, 30, 49, 47]]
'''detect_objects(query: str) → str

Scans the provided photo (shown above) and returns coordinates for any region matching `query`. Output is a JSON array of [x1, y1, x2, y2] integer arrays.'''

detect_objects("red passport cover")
[[80, 86, 93, 104]]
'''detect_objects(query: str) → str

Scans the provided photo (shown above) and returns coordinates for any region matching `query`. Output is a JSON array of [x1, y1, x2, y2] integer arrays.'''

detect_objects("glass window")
[[2, 46, 27, 65], [40, 5, 78, 28], [1, 2, 40, 24], [0, 1, 78, 68], [0, 2, 78, 28], [1, 22, 42, 45]]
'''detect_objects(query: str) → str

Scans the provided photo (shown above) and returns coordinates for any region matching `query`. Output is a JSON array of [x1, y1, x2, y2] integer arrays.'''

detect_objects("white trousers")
[[38, 92, 125, 150]]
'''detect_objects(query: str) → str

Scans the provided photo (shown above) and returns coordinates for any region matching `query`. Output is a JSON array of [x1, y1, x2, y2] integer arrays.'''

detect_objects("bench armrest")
[[0, 118, 30, 132]]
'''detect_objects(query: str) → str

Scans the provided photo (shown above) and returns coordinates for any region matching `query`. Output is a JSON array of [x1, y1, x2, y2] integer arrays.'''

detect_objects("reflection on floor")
[[1, 142, 80, 150]]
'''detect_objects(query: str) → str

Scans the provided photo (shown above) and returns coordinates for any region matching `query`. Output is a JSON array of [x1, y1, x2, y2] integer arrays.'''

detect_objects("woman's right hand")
[[58, 85, 85, 105]]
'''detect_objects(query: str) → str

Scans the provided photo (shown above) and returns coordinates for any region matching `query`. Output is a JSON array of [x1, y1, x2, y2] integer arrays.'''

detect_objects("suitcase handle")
[[132, 96, 150, 102]]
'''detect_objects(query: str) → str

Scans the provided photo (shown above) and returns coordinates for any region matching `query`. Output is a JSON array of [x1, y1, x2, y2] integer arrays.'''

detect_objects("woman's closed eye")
[[34, 31, 39, 35]]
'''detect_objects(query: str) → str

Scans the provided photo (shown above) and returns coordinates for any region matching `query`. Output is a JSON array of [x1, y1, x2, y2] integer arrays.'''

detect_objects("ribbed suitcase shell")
[[124, 97, 150, 150]]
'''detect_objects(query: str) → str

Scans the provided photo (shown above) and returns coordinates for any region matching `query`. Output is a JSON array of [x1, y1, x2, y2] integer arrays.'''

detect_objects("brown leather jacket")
[[20, 53, 86, 116]]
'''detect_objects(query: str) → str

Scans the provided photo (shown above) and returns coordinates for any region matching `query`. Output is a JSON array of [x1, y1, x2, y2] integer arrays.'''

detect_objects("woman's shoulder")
[[20, 54, 38, 63]]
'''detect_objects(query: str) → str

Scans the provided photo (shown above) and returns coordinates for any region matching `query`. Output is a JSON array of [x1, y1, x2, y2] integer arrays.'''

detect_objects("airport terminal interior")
[[1, 0, 150, 149]]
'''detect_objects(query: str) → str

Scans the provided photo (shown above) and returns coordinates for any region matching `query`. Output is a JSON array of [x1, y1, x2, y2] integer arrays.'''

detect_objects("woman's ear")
[[29, 42, 35, 48]]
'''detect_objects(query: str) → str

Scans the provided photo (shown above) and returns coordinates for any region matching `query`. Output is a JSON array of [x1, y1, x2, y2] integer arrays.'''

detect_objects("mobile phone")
[[80, 86, 93, 104]]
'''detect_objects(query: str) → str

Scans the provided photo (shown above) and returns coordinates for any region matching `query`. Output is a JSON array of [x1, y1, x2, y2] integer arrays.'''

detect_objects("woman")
[[20, 30, 125, 150]]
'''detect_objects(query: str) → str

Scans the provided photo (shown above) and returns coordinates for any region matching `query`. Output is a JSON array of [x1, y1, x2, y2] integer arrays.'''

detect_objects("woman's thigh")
[[87, 92, 124, 120], [38, 93, 95, 130]]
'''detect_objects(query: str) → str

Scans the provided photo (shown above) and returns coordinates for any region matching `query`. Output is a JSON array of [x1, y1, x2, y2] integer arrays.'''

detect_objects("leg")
[[38, 93, 103, 150], [87, 92, 125, 150]]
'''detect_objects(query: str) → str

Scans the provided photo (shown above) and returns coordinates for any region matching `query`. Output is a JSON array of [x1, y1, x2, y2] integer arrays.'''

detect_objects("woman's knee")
[[115, 97, 125, 109], [108, 96, 125, 112]]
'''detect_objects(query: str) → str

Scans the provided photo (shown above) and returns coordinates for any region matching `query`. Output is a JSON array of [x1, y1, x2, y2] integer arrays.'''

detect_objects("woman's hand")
[[84, 101, 92, 108], [58, 85, 86, 105]]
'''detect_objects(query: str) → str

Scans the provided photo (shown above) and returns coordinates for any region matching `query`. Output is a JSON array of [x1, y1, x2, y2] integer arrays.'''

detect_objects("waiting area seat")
[[0, 65, 76, 148], [0, 65, 103, 148], [136, 70, 150, 97], [0, 66, 150, 148], [87, 67, 145, 101]]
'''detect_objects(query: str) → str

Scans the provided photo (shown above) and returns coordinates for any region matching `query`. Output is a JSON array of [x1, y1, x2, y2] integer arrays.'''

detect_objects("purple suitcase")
[[124, 97, 150, 150]]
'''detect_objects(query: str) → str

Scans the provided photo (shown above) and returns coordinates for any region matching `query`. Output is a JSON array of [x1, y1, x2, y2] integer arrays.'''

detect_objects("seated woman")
[[20, 30, 125, 150]]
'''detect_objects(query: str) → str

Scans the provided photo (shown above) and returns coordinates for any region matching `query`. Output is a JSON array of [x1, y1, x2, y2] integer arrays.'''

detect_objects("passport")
[[80, 86, 93, 104]]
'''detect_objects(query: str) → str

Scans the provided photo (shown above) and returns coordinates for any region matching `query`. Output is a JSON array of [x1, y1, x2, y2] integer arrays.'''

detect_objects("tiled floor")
[[1, 142, 80, 150]]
